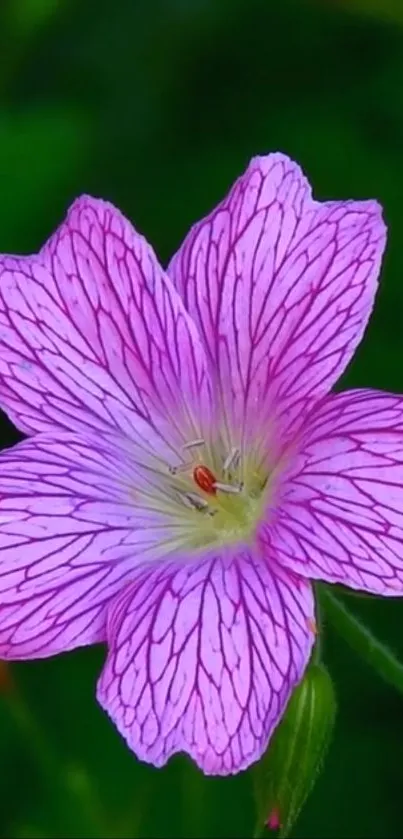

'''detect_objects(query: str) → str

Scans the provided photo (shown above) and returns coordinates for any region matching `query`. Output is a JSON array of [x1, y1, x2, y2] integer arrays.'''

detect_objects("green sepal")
[[253, 662, 337, 838]]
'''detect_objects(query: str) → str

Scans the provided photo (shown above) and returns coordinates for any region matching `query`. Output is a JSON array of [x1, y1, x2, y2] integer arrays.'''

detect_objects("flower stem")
[[319, 586, 403, 694]]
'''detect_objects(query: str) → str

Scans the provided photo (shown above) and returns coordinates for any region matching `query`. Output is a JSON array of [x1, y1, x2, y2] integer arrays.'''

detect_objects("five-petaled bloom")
[[0, 152, 400, 775]]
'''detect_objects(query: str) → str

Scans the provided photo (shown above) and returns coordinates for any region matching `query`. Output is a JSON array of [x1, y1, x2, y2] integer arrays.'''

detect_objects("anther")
[[223, 447, 240, 473], [182, 492, 209, 512], [213, 481, 243, 495], [182, 438, 205, 450], [169, 461, 193, 475]]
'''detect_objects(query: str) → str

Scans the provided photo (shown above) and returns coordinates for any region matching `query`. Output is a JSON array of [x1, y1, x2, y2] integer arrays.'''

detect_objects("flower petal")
[[97, 548, 315, 775], [0, 431, 187, 659], [263, 389, 403, 595], [0, 197, 211, 446], [168, 153, 386, 443]]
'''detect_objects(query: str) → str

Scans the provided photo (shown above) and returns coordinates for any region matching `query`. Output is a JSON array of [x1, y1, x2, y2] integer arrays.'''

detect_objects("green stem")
[[319, 586, 403, 694]]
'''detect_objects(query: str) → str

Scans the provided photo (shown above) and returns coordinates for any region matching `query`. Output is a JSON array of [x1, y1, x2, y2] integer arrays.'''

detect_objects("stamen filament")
[[214, 481, 243, 495]]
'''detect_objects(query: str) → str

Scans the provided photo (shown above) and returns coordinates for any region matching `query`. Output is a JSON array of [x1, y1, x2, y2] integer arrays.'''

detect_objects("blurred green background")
[[0, 0, 403, 836]]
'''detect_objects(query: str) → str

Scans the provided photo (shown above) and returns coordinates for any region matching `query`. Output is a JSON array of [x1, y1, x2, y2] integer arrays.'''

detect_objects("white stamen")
[[223, 447, 240, 473], [182, 438, 205, 450], [182, 492, 210, 512], [169, 461, 193, 475], [214, 481, 243, 495]]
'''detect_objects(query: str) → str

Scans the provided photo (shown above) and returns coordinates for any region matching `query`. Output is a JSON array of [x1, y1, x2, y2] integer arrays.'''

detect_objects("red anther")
[[193, 465, 217, 495], [266, 808, 282, 831]]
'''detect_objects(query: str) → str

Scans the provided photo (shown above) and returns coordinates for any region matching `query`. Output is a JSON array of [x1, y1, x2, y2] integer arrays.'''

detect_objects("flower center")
[[161, 439, 271, 550]]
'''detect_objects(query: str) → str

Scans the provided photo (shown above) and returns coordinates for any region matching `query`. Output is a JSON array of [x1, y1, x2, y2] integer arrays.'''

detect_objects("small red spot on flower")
[[307, 617, 318, 635], [266, 807, 282, 831], [193, 465, 217, 495]]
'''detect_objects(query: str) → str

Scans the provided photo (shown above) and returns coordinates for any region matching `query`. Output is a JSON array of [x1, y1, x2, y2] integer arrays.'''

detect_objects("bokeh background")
[[0, 0, 402, 836]]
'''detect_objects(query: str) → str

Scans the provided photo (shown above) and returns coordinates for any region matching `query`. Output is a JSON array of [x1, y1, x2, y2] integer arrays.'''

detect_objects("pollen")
[[193, 465, 217, 495]]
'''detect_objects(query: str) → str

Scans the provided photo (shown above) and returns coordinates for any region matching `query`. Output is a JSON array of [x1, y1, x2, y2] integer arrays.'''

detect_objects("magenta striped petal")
[[263, 389, 403, 595], [97, 548, 315, 774], [168, 153, 386, 443], [0, 197, 212, 447], [0, 431, 182, 659]]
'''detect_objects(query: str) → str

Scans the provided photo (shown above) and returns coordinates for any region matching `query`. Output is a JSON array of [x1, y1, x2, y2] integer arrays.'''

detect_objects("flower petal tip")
[[96, 553, 315, 776]]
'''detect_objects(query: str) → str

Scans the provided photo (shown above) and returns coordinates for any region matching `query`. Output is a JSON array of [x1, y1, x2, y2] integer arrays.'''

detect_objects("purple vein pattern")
[[0, 152, 399, 775]]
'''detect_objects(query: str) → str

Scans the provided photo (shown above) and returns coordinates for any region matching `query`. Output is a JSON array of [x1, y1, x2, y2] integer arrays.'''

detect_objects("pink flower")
[[0, 153, 397, 775]]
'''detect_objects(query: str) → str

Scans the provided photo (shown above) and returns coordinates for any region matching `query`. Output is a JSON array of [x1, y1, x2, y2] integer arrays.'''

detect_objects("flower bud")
[[254, 662, 337, 837]]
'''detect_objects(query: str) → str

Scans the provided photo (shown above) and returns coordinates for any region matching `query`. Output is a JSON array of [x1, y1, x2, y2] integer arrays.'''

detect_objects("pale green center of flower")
[[141, 438, 273, 552]]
